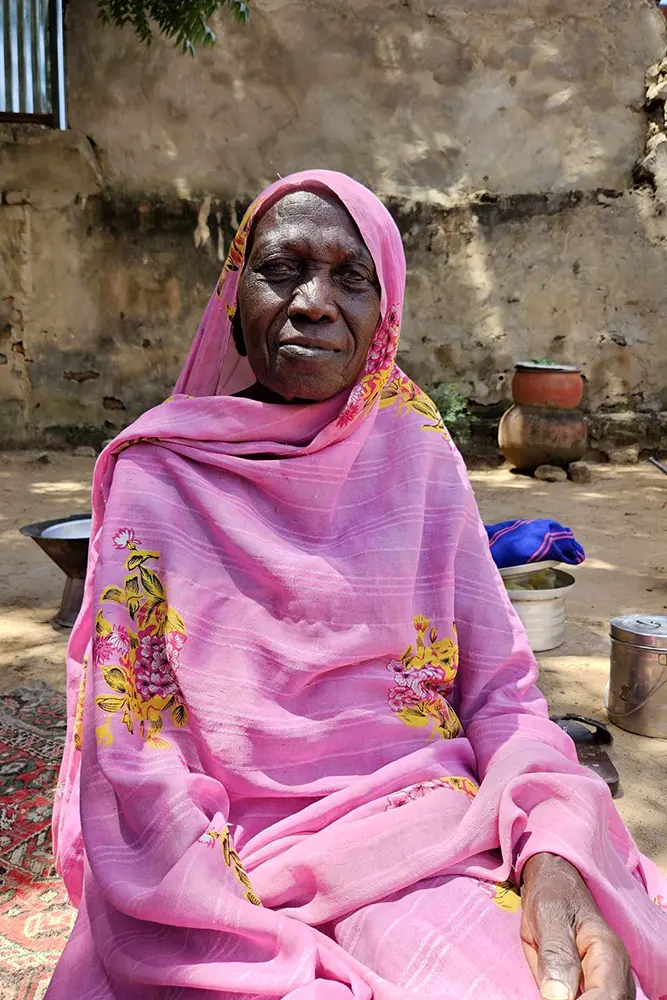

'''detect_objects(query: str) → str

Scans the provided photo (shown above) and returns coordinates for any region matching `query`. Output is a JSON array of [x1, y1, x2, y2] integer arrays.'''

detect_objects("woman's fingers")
[[577, 918, 636, 1000], [521, 893, 582, 1000], [520, 854, 635, 1000], [534, 908, 582, 1000]]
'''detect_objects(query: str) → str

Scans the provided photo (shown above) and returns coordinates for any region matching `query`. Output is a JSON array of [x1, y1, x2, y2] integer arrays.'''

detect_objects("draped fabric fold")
[[47, 171, 667, 1000]]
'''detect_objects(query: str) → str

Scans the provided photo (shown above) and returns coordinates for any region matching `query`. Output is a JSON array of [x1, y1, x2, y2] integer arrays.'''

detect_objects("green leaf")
[[171, 703, 188, 727], [95, 612, 113, 637], [166, 607, 186, 634], [148, 713, 163, 734], [146, 735, 171, 749], [101, 586, 124, 603], [122, 704, 134, 734], [96, 0, 250, 51], [126, 597, 142, 620], [140, 566, 165, 600], [95, 696, 125, 713], [127, 553, 147, 571], [103, 667, 127, 693]]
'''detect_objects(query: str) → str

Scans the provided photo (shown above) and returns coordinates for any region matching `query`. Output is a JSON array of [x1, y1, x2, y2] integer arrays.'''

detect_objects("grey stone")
[[534, 465, 568, 482], [34, 452, 51, 465], [647, 79, 667, 103], [608, 446, 640, 465], [73, 445, 96, 458], [568, 461, 593, 484]]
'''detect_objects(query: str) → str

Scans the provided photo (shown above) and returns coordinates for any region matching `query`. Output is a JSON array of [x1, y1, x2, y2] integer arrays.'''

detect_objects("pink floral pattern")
[[112, 527, 138, 550], [362, 305, 400, 376], [387, 616, 462, 740], [93, 528, 189, 749], [336, 305, 401, 428], [385, 775, 479, 810]]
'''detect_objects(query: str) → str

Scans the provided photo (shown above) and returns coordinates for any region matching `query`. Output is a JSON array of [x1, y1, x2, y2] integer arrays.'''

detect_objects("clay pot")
[[498, 362, 587, 471], [499, 405, 587, 470], [511, 365, 583, 409]]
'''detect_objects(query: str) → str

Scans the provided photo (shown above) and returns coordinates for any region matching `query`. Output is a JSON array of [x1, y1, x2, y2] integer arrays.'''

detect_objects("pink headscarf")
[[47, 171, 667, 1000]]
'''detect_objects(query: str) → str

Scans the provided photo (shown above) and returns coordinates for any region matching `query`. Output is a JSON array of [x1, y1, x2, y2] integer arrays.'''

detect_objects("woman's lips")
[[278, 336, 342, 359], [278, 343, 339, 359]]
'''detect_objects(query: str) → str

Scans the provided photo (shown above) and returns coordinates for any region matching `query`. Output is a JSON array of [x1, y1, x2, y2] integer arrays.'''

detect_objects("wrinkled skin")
[[236, 190, 381, 402], [236, 191, 635, 999], [522, 853, 635, 1000]]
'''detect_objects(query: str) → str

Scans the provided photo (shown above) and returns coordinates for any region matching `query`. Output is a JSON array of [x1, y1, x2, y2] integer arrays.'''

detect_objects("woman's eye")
[[338, 268, 371, 288], [260, 260, 299, 280]]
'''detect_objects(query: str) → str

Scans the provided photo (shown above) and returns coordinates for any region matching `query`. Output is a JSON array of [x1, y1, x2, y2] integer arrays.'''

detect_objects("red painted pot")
[[512, 364, 583, 409]]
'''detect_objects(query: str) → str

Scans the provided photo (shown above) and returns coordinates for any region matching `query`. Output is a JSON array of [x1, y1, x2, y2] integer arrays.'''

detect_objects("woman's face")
[[236, 190, 382, 402]]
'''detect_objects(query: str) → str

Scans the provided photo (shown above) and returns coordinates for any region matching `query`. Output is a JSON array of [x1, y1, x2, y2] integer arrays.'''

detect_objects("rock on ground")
[[534, 464, 568, 482], [568, 462, 593, 484]]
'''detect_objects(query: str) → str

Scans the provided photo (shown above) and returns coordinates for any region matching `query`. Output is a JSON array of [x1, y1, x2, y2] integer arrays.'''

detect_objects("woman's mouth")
[[278, 335, 342, 360]]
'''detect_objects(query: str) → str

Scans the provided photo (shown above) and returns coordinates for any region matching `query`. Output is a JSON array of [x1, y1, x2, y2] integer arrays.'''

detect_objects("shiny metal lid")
[[610, 614, 667, 648]]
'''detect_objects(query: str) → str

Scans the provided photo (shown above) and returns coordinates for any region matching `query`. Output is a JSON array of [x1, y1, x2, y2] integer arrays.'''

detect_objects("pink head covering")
[[174, 169, 406, 427]]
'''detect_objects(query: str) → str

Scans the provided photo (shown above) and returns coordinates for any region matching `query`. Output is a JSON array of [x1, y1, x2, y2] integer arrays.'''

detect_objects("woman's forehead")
[[251, 190, 373, 261]]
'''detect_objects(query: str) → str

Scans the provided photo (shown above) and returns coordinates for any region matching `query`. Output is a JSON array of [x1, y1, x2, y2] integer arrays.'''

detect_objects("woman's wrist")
[[521, 852, 583, 891]]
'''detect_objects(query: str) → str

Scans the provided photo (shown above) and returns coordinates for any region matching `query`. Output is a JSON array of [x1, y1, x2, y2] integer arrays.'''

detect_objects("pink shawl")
[[48, 171, 667, 1000]]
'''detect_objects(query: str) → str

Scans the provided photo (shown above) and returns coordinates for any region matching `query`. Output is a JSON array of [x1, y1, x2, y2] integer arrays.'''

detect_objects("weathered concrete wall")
[[1, 0, 666, 456]]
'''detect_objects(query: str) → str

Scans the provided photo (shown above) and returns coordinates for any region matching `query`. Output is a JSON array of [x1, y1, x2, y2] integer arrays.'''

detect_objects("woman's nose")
[[288, 273, 338, 323]]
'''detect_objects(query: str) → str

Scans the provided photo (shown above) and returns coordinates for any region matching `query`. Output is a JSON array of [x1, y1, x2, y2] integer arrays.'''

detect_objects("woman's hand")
[[521, 852, 635, 1000]]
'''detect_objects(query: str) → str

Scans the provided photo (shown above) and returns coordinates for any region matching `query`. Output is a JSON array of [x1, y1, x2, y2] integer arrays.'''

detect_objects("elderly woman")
[[47, 171, 666, 1000]]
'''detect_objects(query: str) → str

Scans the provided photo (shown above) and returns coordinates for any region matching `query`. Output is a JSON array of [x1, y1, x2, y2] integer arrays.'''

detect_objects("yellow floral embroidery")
[[93, 528, 188, 749], [385, 774, 479, 810], [439, 776, 479, 799], [477, 878, 522, 912], [216, 198, 264, 298], [200, 827, 262, 906], [380, 372, 450, 440], [387, 617, 462, 740], [116, 436, 161, 454], [73, 654, 88, 751], [492, 880, 522, 912]]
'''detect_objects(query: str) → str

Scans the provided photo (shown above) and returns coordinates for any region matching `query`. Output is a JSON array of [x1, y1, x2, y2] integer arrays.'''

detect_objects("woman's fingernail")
[[541, 982, 571, 1000]]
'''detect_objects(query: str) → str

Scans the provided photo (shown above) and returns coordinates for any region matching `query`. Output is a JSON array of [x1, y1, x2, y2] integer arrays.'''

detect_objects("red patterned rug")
[[0, 681, 73, 999]]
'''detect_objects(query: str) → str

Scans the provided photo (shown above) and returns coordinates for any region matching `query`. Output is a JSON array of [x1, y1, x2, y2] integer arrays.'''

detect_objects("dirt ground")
[[0, 452, 665, 869]]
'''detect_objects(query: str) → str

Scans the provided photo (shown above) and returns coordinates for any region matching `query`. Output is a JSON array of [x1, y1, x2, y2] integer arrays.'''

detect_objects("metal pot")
[[19, 514, 92, 630], [606, 615, 667, 739], [504, 568, 575, 652]]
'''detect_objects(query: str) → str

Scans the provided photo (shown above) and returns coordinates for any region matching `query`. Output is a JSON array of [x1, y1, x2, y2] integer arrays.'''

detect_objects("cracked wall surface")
[[0, 0, 666, 455]]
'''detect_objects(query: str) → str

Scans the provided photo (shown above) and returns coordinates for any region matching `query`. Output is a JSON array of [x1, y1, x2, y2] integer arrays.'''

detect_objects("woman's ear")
[[231, 309, 247, 357]]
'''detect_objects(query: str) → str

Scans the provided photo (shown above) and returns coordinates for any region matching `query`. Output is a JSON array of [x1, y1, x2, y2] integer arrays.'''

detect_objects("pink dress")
[[47, 171, 667, 1000]]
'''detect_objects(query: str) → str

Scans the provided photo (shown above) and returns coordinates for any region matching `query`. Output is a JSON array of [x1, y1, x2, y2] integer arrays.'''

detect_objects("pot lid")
[[514, 361, 581, 373], [610, 614, 667, 647], [499, 560, 560, 580]]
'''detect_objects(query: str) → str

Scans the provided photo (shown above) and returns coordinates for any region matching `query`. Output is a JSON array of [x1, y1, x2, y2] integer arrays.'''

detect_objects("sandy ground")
[[0, 452, 665, 868]]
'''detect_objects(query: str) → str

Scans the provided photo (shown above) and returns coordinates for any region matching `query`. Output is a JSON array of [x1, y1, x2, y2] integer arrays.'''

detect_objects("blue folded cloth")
[[484, 519, 585, 569]]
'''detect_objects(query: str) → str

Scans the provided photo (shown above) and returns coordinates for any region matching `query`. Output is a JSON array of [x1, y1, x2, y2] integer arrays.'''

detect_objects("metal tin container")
[[606, 615, 667, 739], [504, 569, 575, 652]]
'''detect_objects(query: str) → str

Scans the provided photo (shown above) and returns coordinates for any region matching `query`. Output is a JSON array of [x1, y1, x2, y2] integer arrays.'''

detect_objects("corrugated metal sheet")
[[0, 0, 66, 128]]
